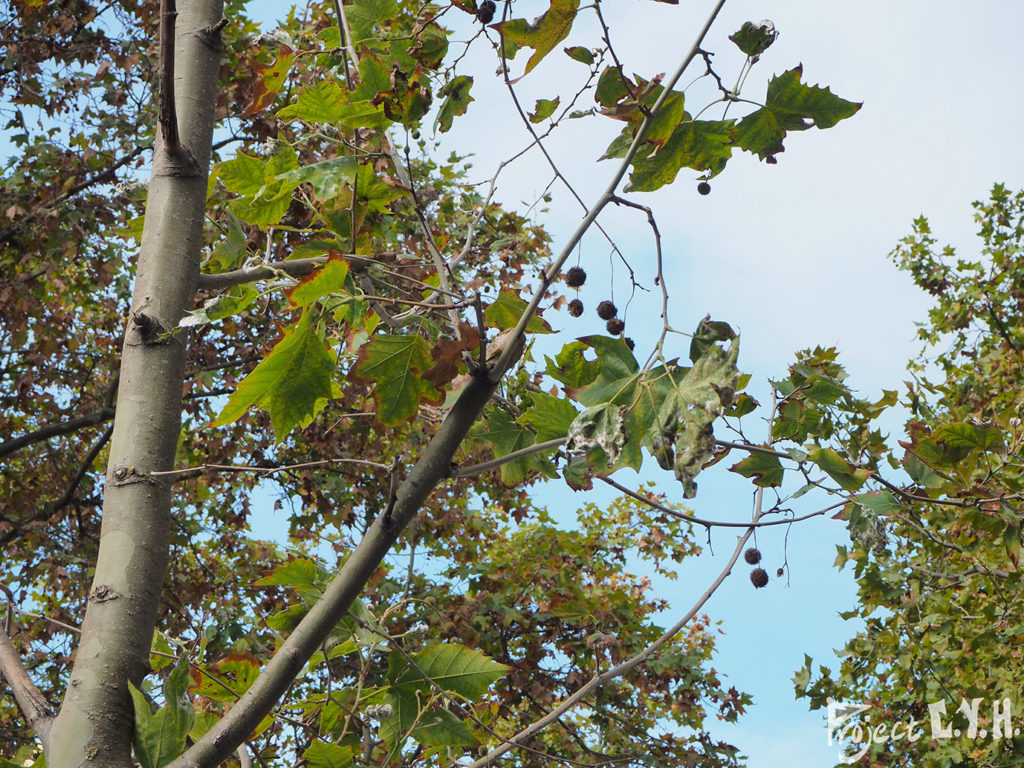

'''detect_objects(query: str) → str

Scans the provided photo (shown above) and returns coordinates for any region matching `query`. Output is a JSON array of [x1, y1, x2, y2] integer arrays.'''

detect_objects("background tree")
[[795, 184, 1024, 767], [0, 1, 860, 767]]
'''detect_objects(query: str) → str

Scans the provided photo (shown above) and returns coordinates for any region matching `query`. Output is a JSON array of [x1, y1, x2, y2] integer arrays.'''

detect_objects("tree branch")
[[467, 504, 758, 767], [0, 586, 55, 752], [489, 0, 729, 378], [168, 373, 502, 768], [0, 407, 115, 461]]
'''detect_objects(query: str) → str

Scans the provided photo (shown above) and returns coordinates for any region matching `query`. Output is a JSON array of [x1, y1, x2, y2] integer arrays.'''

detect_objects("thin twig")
[[150, 457, 391, 483]]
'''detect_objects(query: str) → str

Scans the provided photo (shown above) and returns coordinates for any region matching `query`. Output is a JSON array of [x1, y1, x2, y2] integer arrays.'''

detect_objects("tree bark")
[[47, 2, 224, 767]]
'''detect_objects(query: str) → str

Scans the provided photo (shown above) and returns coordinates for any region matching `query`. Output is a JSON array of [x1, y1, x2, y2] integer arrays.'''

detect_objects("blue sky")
[[189, 1, 1024, 764]]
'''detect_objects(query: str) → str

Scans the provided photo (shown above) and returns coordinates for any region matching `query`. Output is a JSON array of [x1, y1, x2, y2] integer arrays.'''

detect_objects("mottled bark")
[[47, 2, 224, 767]]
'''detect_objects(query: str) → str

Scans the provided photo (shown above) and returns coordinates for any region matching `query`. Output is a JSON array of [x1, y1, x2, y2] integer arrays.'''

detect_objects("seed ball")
[[624, 337, 635, 351], [411, 129, 421, 140], [766, 155, 778, 165], [697, 181, 711, 196], [568, 298, 584, 317], [776, 567, 784, 578], [750, 568, 769, 589], [596, 300, 617, 320], [744, 547, 762, 565], [606, 318, 625, 335], [565, 266, 587, 288], [476, 0, 495, 23]]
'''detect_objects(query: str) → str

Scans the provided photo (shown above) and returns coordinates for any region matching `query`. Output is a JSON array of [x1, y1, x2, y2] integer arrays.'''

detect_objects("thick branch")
[[168, 373, 500, 768], [0, 596, 55, 751], [195, 253, 402, 290], [0, 407, 115, 460]]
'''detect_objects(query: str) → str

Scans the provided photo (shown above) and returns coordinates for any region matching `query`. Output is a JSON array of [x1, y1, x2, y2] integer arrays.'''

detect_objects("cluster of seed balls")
[[564, 267, 632, 346], [744, 547, 782, 588]]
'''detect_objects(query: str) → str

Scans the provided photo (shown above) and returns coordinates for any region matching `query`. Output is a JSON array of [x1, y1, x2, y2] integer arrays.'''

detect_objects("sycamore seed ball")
[[750, 568, 769, 588], [565, 266, 587, 288]]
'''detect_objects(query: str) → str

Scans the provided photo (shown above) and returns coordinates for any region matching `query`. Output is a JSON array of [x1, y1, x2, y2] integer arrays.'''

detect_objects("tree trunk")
[[47, 3, 224, 766]]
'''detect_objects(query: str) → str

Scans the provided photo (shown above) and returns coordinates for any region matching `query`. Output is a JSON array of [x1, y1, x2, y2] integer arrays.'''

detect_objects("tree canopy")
[[13, 2, 1019, 768]]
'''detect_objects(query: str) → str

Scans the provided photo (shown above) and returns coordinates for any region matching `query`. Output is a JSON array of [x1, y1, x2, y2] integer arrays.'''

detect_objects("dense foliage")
[[0, 1, 867, 767], [795, 185, 1024, 767]]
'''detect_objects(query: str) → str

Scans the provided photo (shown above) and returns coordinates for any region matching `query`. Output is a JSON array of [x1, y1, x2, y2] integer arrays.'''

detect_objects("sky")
[[211, 1, 1024, 765]]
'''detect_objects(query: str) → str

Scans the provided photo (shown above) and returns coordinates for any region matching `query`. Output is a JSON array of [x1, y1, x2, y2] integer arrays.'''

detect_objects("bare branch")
[[150, 455, 389, 483], [0, 586, 55, 751], [490, 0, 730, 378], [451, 437, 567, 478], [0, 407, 115, 461]]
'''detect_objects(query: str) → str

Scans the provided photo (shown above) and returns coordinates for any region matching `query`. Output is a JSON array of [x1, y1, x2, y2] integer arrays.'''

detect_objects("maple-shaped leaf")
[[491, 0, 580, 79], [276, 156, 359, 202], [519, 391, 578, 441], [627, 118, 735, 192], [807, 447, 872, 492], [243, 48, 294, 116], [468, 408, 551, 484], [734, 66, 861, 160], [211, 309, 342, 440], [435, 75, 474, 132], [484, 290, 553, 332], [423, 321, 480, 386], [286, 257, 350, 307], [729, 449, 784, 487], [351, 334, 444, 426]]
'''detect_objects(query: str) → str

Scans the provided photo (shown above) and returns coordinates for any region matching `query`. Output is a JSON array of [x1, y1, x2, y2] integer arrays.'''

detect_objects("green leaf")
[[277, 81, 390, 129], [808, 447, 871, 492], [352, 334, 443, 426], [576, 335, 640, 408], [468, 408, 543, 484], [484, 290, 553, 333], [276, 156, 359, 201], [347, 0, 397, 44], [728, 20, 778, 57], [211, 309, 342, 439], [545, 341, 599, 389], [520, 391, 578, 441], [412, 708, 476, 747], [734, 66, 861, 160], [206, 212, 248, 273], [850, 491, 899, 516], [396, 643, 511, 698], [129, 657, 194, 768], [627, 119, 734, 191], [286, 258, 351, 307], [729, 449, 784, 487], [564, 46, 594, 64], [303, 741, 354, 768], [689, 316, 736, 363], [435, 76, 474, 133], [492, 0, 580, 78], [254, 558, 320, 588], [528, 97, 560, 123], [595, 66, 630, 109]]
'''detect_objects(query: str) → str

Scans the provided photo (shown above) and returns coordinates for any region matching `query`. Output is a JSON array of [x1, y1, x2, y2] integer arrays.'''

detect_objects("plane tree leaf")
[[734, 66, 861, 160], [491, 0, 580, 78], [351, 334, 444, 426], [211, 310, 342, 439], [729, 450, 785, 487]]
